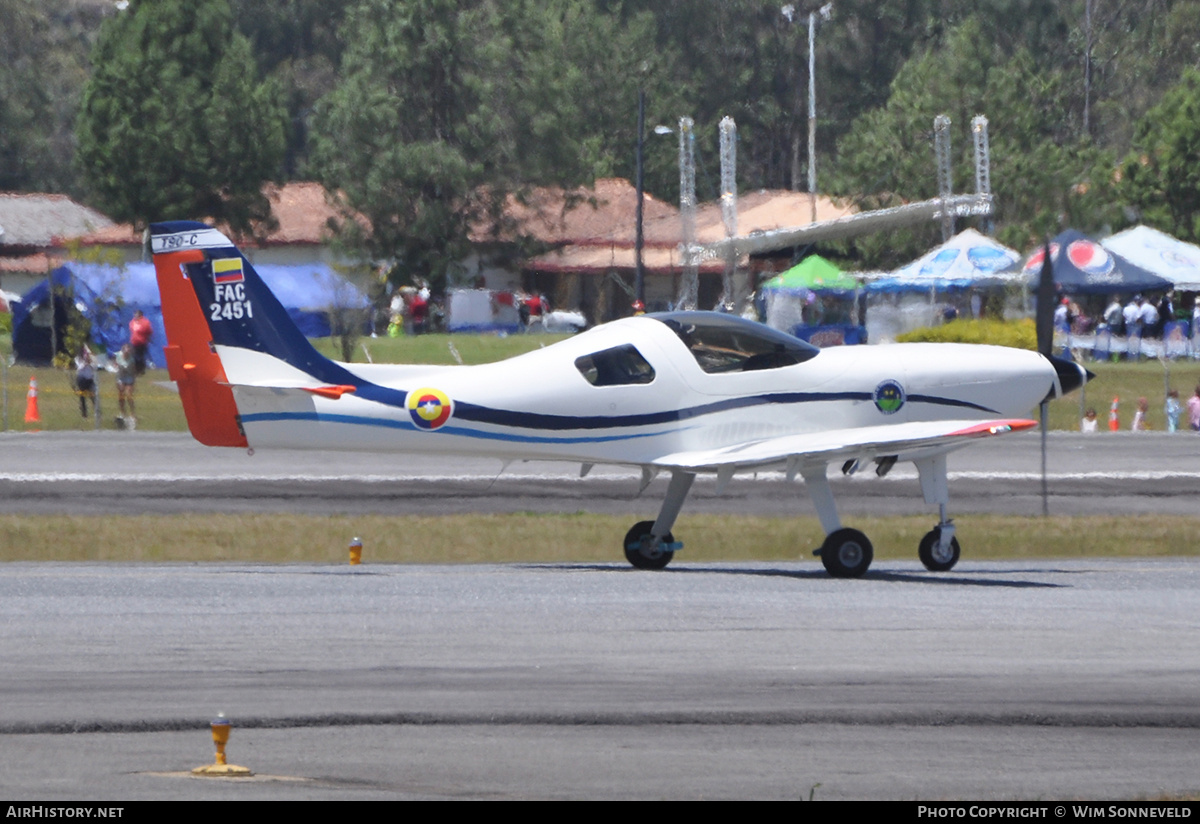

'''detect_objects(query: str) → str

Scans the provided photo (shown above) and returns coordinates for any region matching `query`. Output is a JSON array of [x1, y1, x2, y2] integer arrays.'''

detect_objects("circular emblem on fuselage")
[[407, 387, 453, 430], [873, 380, 906, 415]]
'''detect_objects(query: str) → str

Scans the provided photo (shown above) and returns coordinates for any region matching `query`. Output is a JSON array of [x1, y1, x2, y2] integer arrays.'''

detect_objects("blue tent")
[[10, 267, 102, 366], [12, 261, 367, 366]]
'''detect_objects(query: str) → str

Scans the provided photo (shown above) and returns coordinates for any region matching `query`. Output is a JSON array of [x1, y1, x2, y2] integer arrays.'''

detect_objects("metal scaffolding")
[[676, 116, 698, 310], [718, 116, 738, 309], [934, 114, 954, 242]]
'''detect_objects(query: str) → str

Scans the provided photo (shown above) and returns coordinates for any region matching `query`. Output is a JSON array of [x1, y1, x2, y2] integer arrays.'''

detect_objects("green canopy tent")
[[762, 255, 859, 293], [760, 255, 863, 344]]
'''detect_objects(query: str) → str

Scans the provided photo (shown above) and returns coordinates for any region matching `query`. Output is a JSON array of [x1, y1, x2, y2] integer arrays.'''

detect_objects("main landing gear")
[[622, 455, 963, 577], [818, 528, 874, 578], [806, 453, 962, 577], [622, 470, 693, 571]]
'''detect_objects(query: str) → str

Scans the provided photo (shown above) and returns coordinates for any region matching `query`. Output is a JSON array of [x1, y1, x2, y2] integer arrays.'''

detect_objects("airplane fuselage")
[[222, 314, 1057, 468]]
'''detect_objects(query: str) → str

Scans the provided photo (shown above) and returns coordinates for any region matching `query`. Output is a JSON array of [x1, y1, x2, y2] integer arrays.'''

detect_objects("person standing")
[[115, 343, 137, 430], [1139, 296, 1160, 339], [1123, 296, 1142, 359], [1165, 390, 1182, 433], [1188, 386, 1200, 432], [1103, 295, 1123, 334], [1131, 396, 1150, 431], [128, 309, 153, 375], [1080, 408, 1099, 433], [74, 344, 96, 419], [1159, 290, 1176, 331]]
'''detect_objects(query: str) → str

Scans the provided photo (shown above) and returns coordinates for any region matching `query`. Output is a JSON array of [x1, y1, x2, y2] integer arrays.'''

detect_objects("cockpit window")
[[575, 344, 656, 386], [651, 311, 820, 374]]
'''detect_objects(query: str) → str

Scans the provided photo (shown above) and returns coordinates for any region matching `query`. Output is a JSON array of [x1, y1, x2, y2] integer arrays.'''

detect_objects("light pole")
[[635, 88, 646, 306]]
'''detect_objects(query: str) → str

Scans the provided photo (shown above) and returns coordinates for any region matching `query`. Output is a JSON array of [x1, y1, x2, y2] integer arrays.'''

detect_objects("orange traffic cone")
[[1108, 396, 1119, 432], [24, 376, 41, 425]]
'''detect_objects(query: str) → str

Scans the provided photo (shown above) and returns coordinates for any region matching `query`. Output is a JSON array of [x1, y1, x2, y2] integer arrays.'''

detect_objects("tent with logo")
[[1021, 229, 1171, 295], [866, 229, 1022, 292], [858, 230, 1021, 342], [1101, 225, 1200, 291]]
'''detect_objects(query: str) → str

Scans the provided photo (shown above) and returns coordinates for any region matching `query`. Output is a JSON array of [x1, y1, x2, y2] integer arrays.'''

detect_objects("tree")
[[0, 0, 98, 193], [310, 0, 681, 288], [75, 0, 286, 232], [229, 0, 356, 177], [1119, 68, 1200, 243], [830, 18, 1117, 268]]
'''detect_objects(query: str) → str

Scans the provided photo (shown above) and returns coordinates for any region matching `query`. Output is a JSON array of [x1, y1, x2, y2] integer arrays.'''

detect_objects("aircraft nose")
[[1045, 355, 1093, 400]]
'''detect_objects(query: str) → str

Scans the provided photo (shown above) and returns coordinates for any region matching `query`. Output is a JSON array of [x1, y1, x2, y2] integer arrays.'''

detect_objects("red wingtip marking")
[[155, 249, 249, 448], [302, 385, 357, 400], [948, 419, 1038, 437]]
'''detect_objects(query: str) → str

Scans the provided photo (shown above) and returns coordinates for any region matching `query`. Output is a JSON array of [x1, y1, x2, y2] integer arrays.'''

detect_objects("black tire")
[[820, 528, 873, 578], [918, 528, 961, 572], [623, 520, 674, 570]]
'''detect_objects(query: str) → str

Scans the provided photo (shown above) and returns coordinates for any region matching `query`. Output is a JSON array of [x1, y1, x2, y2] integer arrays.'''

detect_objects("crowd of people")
[[1058, 289, 1200, 351]]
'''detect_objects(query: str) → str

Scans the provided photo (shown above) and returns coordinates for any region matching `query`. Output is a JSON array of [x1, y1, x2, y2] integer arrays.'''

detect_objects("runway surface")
[[1, 559, 1199, 800], [2, 431, 1199, 799], [2, 429, 1200, 516]]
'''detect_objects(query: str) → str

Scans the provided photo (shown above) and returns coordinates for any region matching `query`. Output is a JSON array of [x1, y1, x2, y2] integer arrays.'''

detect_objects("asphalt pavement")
[[2, 431, 1199, 799], [2, 430, 1200, 516], [1, 559, 1198, 800]]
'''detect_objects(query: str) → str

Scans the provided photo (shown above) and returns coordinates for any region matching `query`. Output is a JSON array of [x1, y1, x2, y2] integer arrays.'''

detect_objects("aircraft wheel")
[[820, 528, 873, 578], [623, 520, 674, 570], [918, 528, 961, 572]]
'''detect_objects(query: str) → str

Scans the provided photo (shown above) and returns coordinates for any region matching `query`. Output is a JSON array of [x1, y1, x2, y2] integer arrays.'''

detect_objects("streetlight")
[[635, 88, 646, 305], [634, 107, 675, 308]]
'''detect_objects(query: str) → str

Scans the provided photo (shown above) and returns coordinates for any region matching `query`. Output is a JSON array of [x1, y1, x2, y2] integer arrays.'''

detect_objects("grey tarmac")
[[1, 431, 1199, 799], [2, 430, 1200, 516], [1, 560, 1199, 800]]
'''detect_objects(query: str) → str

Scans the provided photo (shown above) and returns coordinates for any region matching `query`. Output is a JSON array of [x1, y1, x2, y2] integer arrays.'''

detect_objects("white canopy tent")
[[1101, 225, 1200, 291], [861, 229, 1022, 342], [866, 228, 1021, 291]]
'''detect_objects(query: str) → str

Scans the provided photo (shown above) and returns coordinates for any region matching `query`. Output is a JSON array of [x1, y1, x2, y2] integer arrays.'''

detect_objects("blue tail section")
[[149, 221, 357, 387]]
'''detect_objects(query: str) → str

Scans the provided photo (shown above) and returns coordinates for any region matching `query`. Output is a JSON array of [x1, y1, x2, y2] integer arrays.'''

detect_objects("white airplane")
[[150, 220, 1087, 577]]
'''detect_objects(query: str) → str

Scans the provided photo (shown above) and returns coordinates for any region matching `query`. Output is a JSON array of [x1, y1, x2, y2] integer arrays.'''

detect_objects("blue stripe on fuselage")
[[238, 389, 997, 443], [238, 411, 671, 445]]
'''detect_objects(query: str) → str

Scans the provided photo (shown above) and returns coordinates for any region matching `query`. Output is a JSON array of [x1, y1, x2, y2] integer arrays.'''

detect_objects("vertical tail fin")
[[150, 222, 248, 447], [150, 221, 368, 446]]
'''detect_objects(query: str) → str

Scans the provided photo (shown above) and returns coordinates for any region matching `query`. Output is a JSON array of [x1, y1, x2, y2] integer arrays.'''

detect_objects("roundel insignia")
[[873, 380, 905, 415], [407, 387, 453, 430]]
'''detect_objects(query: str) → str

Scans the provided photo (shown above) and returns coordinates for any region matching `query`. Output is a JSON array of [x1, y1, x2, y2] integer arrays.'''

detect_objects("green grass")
[[2, 512, 1197, 563], [1047, 357, 1200, 431], [0, 363, 187, 432]]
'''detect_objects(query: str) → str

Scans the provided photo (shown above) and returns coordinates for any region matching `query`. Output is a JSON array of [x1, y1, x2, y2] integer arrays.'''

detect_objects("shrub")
[[896, 318, 1036, 350]]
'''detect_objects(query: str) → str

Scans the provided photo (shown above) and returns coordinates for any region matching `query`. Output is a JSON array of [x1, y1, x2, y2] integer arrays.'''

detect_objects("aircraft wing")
[[650, 418, 1036, 472]]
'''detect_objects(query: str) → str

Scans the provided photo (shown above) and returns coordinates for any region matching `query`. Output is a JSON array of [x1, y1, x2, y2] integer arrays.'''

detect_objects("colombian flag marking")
[[213, 257, 245, 284], [407, 387, 453, 430]]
